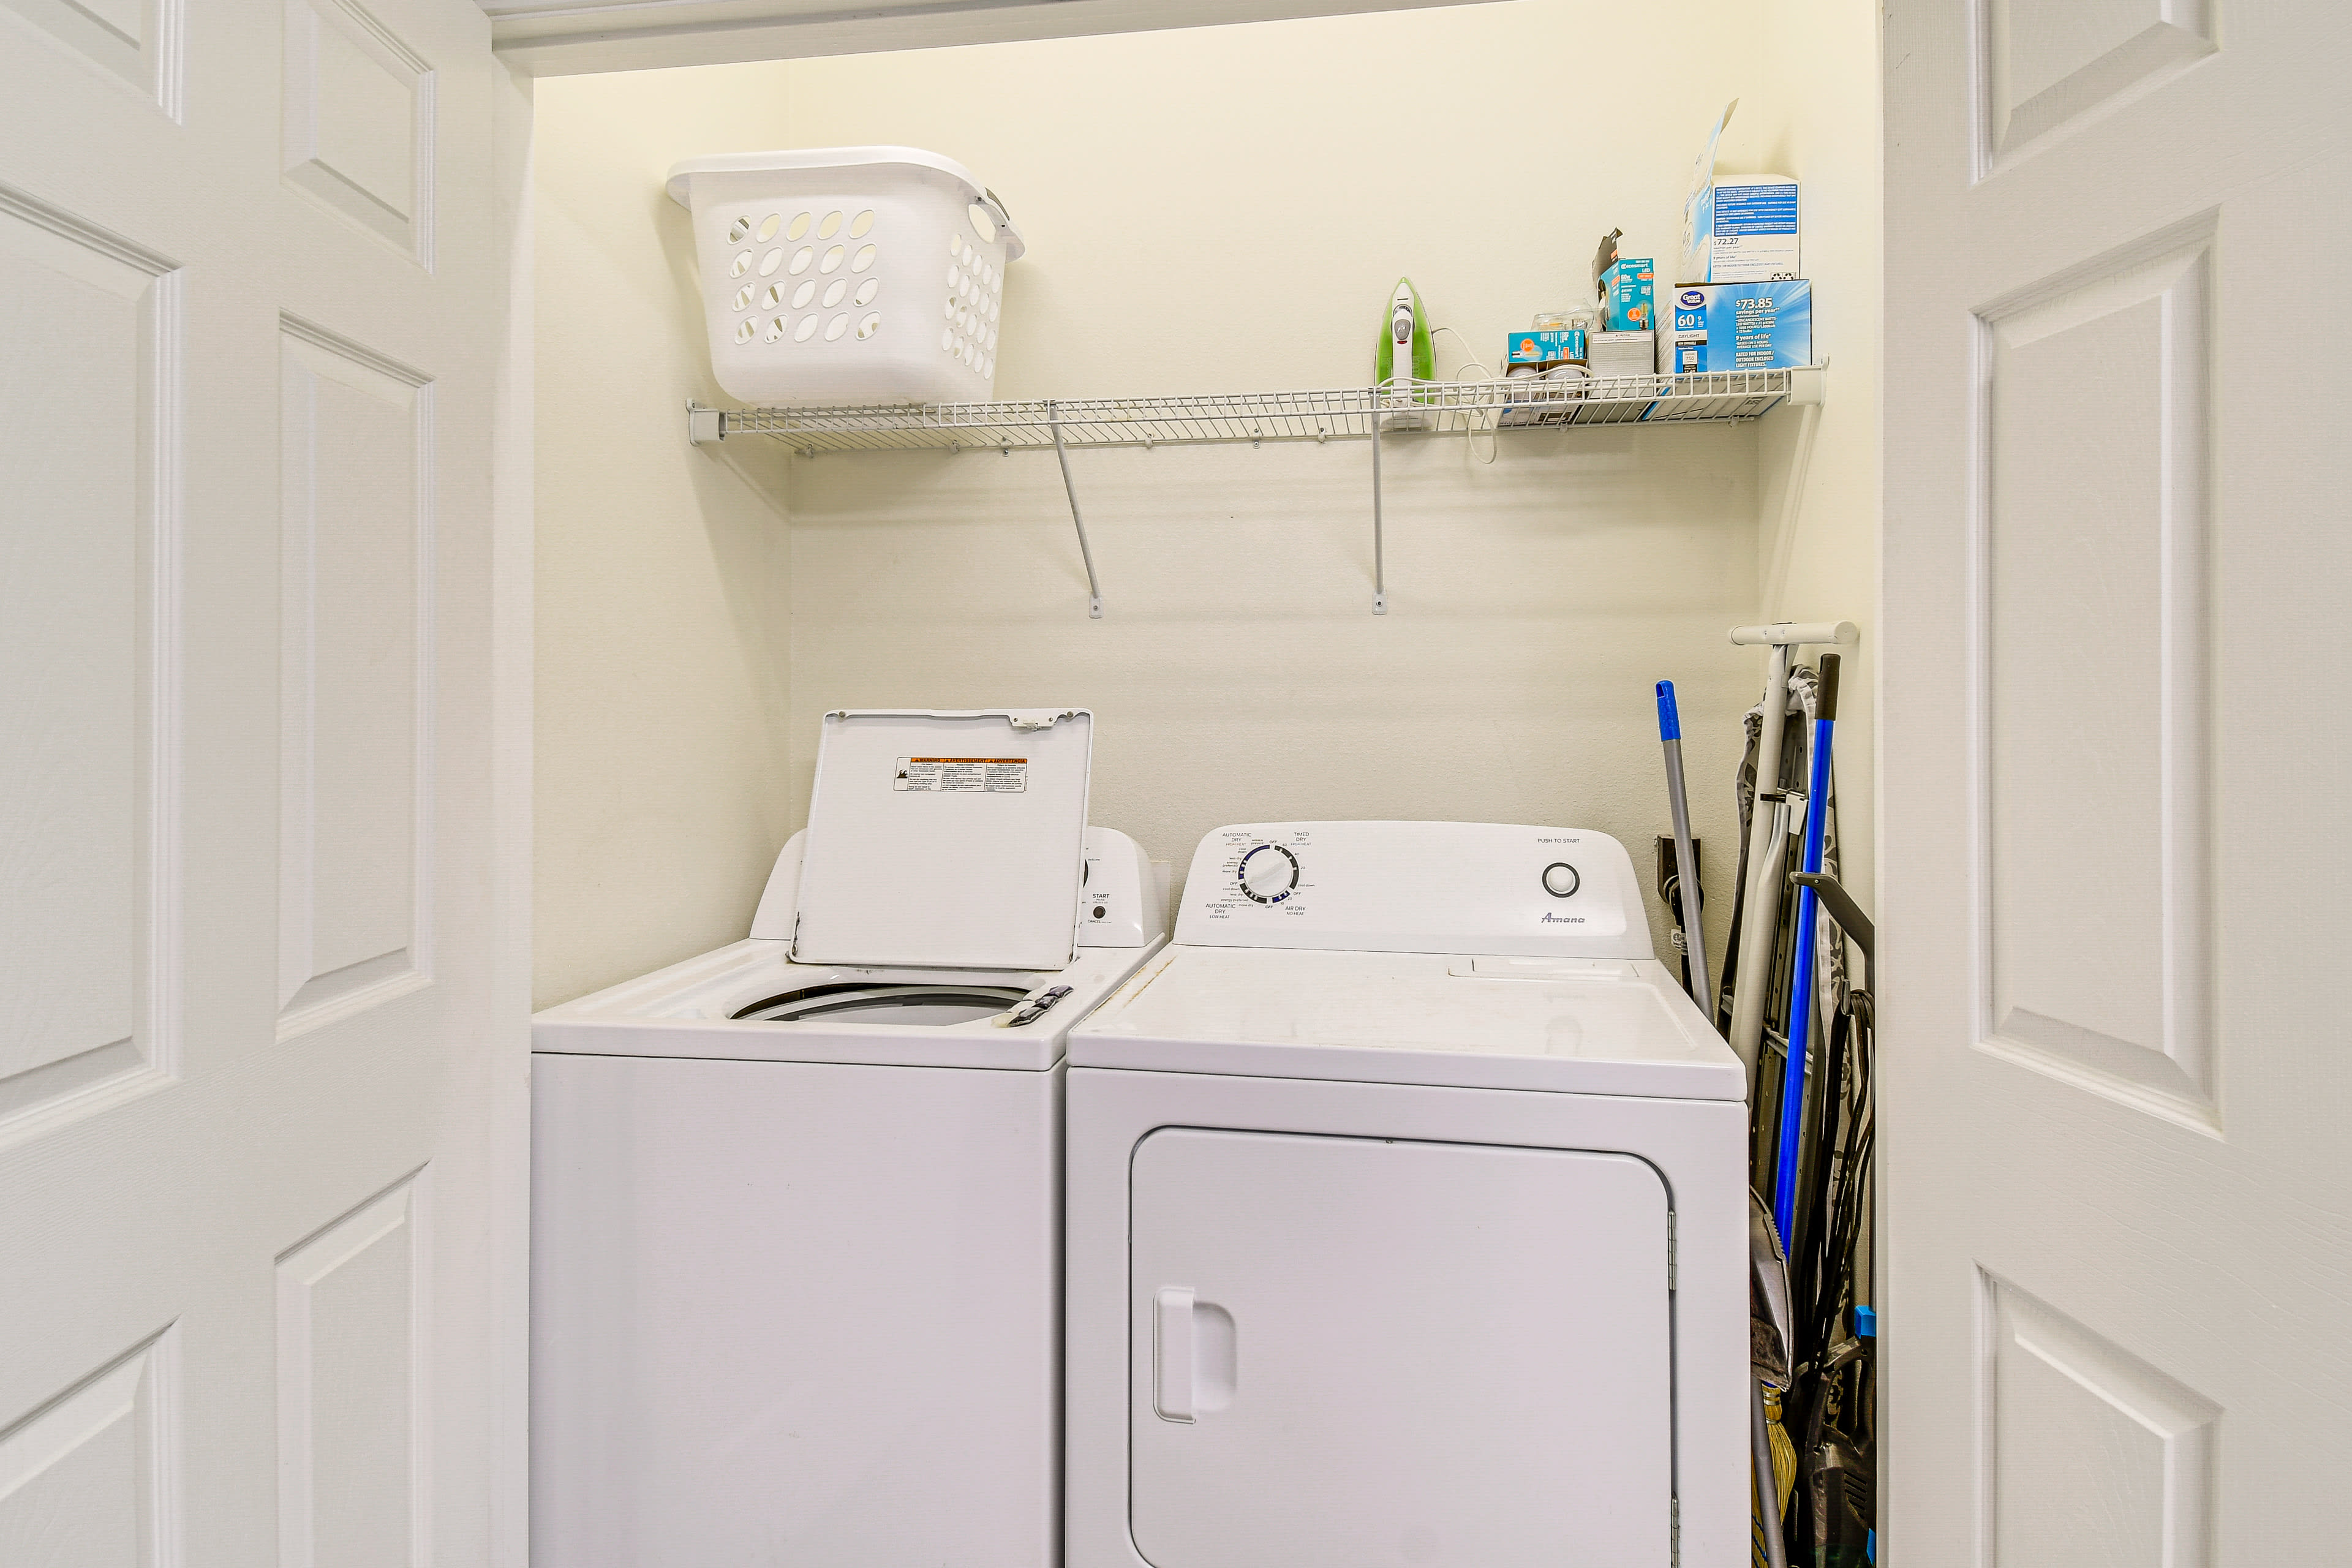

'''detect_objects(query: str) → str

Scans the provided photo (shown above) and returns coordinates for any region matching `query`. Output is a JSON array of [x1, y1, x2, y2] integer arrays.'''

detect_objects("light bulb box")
[[1505, 328, 1588, 366], [1687, 176, 1800, 283], [1599, 257, 1656, 333], [1667, 281, 1812, 373]]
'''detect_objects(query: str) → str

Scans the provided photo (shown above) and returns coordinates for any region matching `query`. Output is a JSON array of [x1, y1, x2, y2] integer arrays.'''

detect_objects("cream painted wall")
[[530, 0, 1884, 1001], [774, 0, 1842, 970], [533, 74, 799, 1008], [790, 428, 1760, 970], [1756, 0, 1883, 914]]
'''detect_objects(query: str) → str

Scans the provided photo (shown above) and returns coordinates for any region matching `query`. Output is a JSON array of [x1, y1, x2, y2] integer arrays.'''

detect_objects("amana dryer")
[[1064, 821, 1748, 1568], [532, 709, 1167, 1568]]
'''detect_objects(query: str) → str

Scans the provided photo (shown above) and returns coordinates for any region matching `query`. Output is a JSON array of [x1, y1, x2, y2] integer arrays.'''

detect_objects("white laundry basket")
[[667, 147, 1023, 407]]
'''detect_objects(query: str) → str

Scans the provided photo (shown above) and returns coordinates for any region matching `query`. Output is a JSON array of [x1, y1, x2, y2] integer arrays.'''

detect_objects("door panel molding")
[[283, 0, 437, 266], [0, 0, 185, 120], [277, 312, 436, 1041], [1967, 216, 2218, 1136], [0, 181, 183, 1144], [276, 1167, 431, 1568], [0, 1325, 181, 1567], [1975, 1270, 2217, 1568], [1971, 0, 2218, 178]]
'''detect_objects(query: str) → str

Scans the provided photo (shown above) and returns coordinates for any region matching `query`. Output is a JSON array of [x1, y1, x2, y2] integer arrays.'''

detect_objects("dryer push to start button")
[[1542, 862, 1580, 898]]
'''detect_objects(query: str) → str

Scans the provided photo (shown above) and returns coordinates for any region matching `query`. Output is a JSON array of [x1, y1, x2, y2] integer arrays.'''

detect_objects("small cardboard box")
[[1667, 281, 1812, 373], [1599, 258, 1656, 333], [1589, 330, 1656, 380], [1689, 175, 1800, 283], [1505, 328, 1587, 366]]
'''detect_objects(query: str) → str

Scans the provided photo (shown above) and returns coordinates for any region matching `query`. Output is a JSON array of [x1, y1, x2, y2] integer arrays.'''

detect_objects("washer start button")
[[1541, 862, 1580, 899]]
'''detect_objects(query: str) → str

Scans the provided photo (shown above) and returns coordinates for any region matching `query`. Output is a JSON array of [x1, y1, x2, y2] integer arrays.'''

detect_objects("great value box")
[[1667, 281, 1811, 373]]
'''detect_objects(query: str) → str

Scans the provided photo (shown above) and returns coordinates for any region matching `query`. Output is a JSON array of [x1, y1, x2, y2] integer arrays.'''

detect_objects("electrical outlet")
[[1653, 835, 1703, 908]]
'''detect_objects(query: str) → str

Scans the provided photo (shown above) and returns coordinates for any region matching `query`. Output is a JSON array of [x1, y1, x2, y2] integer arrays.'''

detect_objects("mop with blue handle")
[[1771, 654, 1840, 1245]]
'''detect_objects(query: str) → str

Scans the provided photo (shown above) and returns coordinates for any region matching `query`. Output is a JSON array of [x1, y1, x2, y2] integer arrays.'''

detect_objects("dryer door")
[[1129, 1129, 1673, 1568]]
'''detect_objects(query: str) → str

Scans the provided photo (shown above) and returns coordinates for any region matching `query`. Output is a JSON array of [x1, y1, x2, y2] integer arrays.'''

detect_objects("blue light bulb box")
[[1599, 257, 1656, 332], [1667, 280, 1812, 373]]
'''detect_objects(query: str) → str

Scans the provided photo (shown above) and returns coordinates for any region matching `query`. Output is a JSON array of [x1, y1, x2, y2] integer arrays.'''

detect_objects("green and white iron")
[[1375, 276, 1434, 426]]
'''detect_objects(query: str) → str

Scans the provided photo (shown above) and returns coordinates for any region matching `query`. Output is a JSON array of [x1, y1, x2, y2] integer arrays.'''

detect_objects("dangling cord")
[[1431, 325, 1499, 465]]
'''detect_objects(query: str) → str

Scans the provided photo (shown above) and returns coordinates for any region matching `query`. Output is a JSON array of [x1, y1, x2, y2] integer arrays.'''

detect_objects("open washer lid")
[[790, 709, 1093, 970]]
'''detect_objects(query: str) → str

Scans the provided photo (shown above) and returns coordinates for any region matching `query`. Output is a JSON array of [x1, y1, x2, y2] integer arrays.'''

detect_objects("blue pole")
[[1771, 654, 1841, 1245]]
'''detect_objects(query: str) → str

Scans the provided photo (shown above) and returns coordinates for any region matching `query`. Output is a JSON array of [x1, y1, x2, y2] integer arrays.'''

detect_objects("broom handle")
[[1752, 1379, 1791, 1568], [1727, 643, 1795, 1080]]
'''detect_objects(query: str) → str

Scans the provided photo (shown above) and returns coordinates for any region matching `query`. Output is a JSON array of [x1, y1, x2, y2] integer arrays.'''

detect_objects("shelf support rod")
[[1369, 403, 1387, 615], [1049, 401, 1104, 620]]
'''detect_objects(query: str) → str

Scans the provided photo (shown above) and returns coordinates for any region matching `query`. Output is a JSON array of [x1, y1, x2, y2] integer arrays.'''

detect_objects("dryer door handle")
[[1154, 1287, 1196, 1422]]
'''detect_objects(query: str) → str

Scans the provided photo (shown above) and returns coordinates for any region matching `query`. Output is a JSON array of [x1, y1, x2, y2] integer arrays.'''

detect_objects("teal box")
[[1600, 257, 1656, 332], [1504, 328, 1586, 365], [1667, 281, 1812, 372]]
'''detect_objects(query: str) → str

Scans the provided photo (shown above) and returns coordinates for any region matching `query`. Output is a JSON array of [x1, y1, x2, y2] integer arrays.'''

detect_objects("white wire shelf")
[[686, 366, 1825, 619], [688, 367, 1822, 455]]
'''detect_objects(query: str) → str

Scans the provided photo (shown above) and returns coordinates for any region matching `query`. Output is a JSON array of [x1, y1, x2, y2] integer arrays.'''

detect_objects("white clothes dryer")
[[1065, 821, 1748, 1568], [532, 709, 1167, 1568]]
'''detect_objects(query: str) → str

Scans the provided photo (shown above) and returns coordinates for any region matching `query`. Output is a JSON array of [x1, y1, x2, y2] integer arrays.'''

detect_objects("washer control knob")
[[1542, 862, 1580, 899], [1238, 844, 1300, 904]]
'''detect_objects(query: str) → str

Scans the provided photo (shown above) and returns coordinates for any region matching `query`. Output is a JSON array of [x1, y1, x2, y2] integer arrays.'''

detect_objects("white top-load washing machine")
[[532, 709, 1167, 1568], [1064, 821, 1748, 1568]]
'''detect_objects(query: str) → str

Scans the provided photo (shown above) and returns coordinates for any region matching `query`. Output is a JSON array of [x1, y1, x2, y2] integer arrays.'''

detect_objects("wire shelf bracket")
[[1370, 399, 1387, 616], [1047, 400, 1104, 620]]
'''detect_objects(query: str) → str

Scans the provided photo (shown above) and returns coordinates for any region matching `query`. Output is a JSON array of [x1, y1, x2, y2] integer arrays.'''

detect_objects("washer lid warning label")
[[894, 756, 1028, 793]]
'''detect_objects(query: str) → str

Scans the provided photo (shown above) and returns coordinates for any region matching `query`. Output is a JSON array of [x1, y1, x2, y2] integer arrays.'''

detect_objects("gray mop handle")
[[1656, 682, 1712, 1013]]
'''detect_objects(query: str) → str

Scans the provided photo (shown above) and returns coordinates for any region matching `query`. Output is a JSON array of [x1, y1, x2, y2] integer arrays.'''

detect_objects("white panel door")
[[0, 0, 514, 1562], [1129, 1129, 1672, 1568], [1883, 1, 2352, 1561]]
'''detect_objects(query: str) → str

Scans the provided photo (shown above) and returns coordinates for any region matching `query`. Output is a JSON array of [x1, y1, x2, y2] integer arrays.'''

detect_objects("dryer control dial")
[[1237, 843, 1300, 904]]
